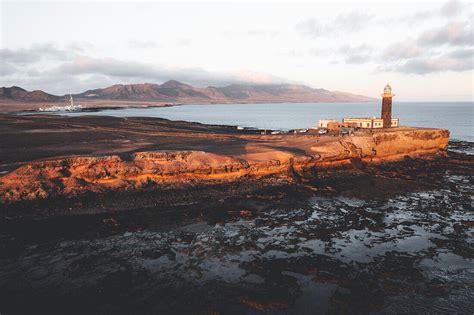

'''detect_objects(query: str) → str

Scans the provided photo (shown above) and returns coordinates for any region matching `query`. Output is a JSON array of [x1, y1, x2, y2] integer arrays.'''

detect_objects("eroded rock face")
[[0, 143, 472, 314], [0, 128, 449, 203]]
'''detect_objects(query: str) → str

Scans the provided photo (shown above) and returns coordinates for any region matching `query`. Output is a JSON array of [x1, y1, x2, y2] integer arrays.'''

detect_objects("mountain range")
[[0, 80, 376, 104]]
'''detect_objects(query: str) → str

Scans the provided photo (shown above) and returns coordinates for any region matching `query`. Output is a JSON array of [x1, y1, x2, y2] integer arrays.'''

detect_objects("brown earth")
[[0, 114, 449, 206]]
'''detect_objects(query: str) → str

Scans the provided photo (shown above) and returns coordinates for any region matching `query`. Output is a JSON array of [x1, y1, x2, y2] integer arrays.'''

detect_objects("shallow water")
[[1, 152, 473, 314], [58, 102, 474, 142]]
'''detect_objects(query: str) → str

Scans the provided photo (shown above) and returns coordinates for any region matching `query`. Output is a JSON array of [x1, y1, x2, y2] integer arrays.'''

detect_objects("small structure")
[[327, 121, 358, 131], [343, 117, 399, 129], [317, 119, 337, 129], [340, 127, 355, 136]]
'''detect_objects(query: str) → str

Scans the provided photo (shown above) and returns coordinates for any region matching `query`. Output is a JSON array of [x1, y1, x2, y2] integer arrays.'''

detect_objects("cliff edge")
[[0, 125, 449, 204]]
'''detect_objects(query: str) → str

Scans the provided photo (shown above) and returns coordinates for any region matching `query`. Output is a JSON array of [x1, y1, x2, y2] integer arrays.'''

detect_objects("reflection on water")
[[1, 169, 473, 314]]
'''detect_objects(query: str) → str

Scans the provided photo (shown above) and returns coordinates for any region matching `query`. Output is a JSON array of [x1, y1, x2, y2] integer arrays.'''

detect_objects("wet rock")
[[0, 141, 472, 314]]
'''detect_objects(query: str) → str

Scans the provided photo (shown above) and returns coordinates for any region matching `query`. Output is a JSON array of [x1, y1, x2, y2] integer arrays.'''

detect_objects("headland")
[[0, 113, 449, 217]]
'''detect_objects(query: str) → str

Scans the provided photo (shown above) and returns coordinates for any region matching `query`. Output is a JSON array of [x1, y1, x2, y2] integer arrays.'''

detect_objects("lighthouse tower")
[[381, 84, 394, 128]]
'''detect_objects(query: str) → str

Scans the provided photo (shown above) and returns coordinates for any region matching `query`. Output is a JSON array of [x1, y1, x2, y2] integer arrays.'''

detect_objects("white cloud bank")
[[0, 0, 472, 100]]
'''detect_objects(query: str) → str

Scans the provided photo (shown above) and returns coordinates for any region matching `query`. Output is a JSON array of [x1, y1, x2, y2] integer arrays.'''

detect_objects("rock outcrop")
[[0, 127, 449, 203]]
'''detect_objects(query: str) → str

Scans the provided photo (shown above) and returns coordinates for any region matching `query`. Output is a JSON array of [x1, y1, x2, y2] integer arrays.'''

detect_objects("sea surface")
[[61, 102, 474, 142]]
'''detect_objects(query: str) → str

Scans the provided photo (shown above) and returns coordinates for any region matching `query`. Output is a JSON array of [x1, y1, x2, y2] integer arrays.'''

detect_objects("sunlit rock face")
[[0, 127, 449, 204], [0, 141, 472, 314]]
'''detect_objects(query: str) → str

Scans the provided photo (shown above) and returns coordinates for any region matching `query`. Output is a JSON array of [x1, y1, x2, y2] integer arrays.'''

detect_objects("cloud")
[[382, 48, 473, 74], [295, 18, 323, 38], [176, 38, 192, 47], [378, 17, 473, 74], [344, 55, 368, 65], [0, 62, 18, 76], [233, 70, 286, 85], [295, 11, 373, 38], [0, 43, 71, 64], [339, 44, 374, 64], [223, 29, 280, 39], [447, 47, 474, 58], [382, 40, 423, 60], [399, 10, 433, 24], [47, 56, 286, 87], [0, 43, 84, 83], [440, 0, 466, 17], [278, 49, 306, 57], [246, 29, 279, 38], [333, 11, 374, 32], [417, 21, 473, 47], [65, 41, 95, 54], [396, 57, 472, 74], [398, 0, 469, 24], [0, 45, 288, 93], [0, 43, 76, 84], [127, 40, 161, 49]]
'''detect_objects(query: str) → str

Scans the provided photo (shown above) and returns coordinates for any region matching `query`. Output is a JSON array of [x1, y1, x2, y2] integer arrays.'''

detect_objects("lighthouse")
[[332, 84, 399, 130], [381, 84, 394, 128]]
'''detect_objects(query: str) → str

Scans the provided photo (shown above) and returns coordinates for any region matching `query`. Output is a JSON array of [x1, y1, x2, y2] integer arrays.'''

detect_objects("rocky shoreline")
[[0, 141, 472, 314], [0, 113, 472, 314], [0, 114, 451, 218]]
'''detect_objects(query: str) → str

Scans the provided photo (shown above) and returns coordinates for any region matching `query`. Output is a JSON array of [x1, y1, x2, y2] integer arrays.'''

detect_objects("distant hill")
[[0, 81, 376, 104], [0, 86, 60, 102], [75, 81, 212, 100]]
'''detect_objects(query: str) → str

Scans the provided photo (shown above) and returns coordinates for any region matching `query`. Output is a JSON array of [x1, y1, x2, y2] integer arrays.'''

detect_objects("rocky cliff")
[[0, 128, 449, 203]]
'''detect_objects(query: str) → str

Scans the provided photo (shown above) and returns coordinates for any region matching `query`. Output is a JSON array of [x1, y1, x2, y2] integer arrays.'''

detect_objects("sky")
[[0, 0, 473, 101]]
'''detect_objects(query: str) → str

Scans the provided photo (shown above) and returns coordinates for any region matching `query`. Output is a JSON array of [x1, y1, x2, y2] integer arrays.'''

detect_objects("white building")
[[343, 117, 399, 129], [317, 119, 337, 128]]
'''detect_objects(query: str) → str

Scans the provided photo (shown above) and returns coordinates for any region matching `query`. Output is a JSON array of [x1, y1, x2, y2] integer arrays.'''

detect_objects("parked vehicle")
[[318, 128, 328, 134], [340, 127, 354, 136]]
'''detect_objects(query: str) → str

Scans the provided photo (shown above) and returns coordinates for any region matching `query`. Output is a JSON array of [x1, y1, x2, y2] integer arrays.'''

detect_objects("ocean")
[[62, 102, 474, 142]]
